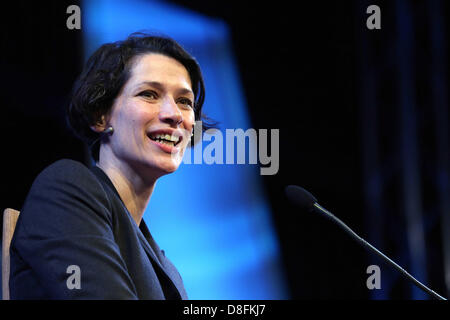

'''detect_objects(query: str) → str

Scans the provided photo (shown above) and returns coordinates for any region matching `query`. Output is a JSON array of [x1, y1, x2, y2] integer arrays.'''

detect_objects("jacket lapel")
[[90, 165, 186, 299], [139, 221, 188, 299]]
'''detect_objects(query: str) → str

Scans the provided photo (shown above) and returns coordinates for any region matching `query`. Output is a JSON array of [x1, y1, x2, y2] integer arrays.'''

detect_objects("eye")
[[177, 97, 194, 109], [138, 90, 158, 99]]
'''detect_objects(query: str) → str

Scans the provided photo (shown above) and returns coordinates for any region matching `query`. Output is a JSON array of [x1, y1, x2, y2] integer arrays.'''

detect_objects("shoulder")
[[26, 159, 110, 209], [37, 158, 91, 180], [30, 159, 100, 190], [17, 159, 114, 235]]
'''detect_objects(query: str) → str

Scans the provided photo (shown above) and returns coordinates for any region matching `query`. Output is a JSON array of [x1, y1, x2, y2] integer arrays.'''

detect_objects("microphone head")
[[285, 185, 318, 212]]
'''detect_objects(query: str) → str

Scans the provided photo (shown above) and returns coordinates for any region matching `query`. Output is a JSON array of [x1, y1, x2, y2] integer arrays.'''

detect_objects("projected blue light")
[[82, 0, 288, 299]]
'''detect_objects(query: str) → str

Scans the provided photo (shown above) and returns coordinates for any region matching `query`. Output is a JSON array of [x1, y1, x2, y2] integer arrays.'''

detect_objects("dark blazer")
[[9, 159, 188, 299]]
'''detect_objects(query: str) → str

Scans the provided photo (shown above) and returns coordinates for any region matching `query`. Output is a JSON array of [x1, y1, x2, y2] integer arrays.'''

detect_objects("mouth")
[[147, 130, 183, 148]]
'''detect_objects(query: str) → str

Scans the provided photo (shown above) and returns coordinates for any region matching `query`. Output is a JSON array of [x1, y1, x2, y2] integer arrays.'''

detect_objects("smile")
[[148, 133, 181, 147]]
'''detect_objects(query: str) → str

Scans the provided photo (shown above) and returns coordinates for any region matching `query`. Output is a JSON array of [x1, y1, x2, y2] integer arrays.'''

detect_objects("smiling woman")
[[91, 53, 196, 223], [8, 33, 215, 299]]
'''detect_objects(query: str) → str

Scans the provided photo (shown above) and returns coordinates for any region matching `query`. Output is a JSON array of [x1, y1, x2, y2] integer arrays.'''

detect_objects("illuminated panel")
[[83, 0, 288, 299]]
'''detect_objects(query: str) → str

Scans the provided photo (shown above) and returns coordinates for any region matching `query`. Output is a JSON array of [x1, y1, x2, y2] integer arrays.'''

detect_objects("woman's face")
[[100, 53, 196, 180]]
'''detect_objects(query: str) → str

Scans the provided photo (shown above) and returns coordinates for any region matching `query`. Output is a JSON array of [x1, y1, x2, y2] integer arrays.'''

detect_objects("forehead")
[[127, 53, 192, 89]]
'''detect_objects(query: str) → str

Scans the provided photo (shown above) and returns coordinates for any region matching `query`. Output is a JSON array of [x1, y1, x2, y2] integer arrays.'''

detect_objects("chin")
[[153, 160, 181, 176], [161, 165, 179, 174], [132, 158, 179, 181]]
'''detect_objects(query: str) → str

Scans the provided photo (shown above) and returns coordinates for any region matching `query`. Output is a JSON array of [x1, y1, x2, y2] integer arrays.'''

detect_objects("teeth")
[[149, 133, 180, 144], [158, 140, 174, 146]]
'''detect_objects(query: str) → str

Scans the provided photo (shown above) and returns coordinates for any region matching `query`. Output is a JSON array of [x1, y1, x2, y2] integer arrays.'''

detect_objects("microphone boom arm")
[[313, 203, 447, 300]]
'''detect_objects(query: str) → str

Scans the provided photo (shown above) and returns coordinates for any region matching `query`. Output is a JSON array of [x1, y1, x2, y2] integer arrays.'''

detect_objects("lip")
[[148, 138, 180, 154], [146, 128, 184, 154]]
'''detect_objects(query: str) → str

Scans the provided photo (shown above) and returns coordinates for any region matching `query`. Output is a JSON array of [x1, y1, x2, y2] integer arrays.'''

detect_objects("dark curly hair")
[[67, 32, 216, 161]]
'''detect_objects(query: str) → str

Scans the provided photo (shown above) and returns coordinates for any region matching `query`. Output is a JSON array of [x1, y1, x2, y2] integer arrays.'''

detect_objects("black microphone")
[[285, 185, 447, 300]]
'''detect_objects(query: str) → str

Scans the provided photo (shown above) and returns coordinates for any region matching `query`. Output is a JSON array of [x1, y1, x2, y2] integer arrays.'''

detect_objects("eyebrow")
[[135, 81, 194, 97]]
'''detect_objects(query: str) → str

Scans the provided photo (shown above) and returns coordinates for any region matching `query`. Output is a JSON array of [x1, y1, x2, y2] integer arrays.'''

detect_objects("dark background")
[[1, 0, 448, 299]]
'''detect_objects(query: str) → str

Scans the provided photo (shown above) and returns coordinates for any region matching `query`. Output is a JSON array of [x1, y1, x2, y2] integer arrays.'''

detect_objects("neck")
[[96, 160, 157, 226]]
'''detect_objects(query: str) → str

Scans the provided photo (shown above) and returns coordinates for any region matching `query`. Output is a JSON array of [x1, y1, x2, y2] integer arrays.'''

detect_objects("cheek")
[[184, 110, 196, 128], [113, 106, 154, 147], [183, 113, 196, 141], [125, 104, 157, 131]]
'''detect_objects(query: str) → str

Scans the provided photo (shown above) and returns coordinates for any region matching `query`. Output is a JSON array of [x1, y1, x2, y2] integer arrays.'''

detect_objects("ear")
[[90, 115, 108, 133]]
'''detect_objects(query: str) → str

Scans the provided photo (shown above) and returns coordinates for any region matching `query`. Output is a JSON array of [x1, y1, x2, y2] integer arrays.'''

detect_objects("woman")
[[9, 33, 213, 299]]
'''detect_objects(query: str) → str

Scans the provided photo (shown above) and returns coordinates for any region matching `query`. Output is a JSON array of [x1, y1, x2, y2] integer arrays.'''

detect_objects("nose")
[[159, 97, 183, 126]]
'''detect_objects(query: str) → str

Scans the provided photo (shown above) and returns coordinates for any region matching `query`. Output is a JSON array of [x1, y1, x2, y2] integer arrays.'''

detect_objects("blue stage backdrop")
[[82, 0, 288, 299]]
